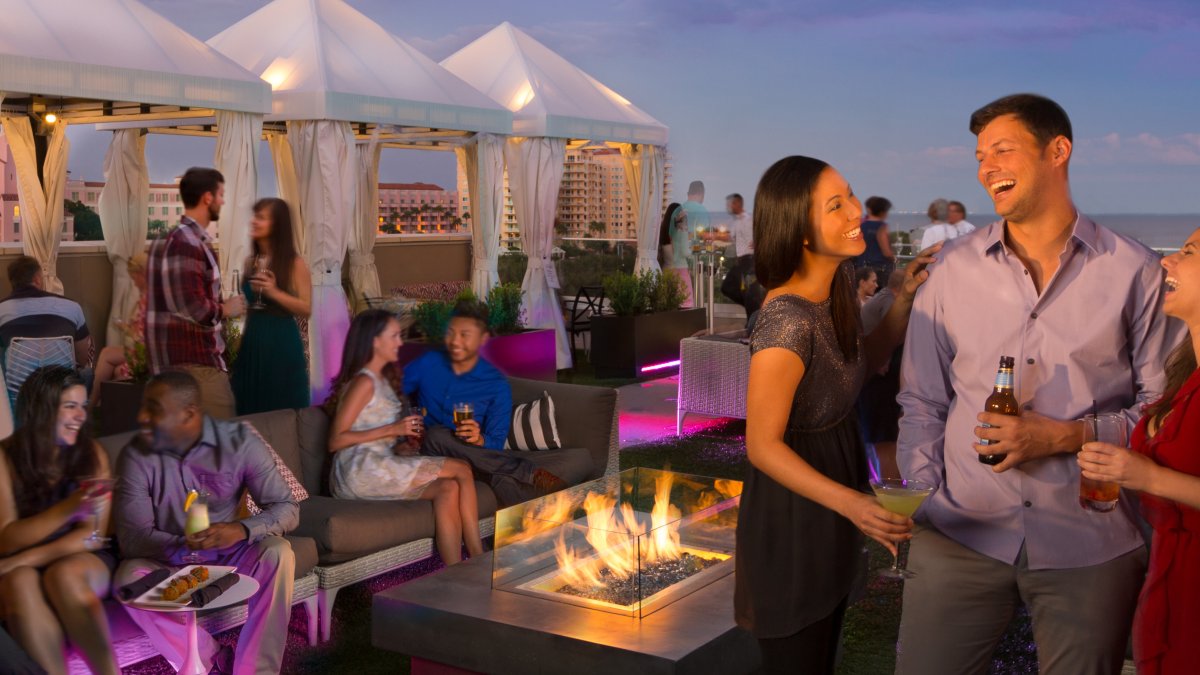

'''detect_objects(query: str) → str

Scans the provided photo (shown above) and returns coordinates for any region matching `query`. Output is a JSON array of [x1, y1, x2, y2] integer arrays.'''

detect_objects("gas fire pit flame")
[[554, 473, 682, 591]]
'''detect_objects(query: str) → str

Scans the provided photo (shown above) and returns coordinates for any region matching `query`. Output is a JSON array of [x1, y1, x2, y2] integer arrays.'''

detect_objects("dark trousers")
[[756, 597, 847, 675], [421, 426, 537, 506], [0, 624, 46, 675]]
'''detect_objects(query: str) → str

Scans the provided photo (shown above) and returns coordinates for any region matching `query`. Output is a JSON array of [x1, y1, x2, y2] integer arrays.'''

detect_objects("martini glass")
[[871, 478, 935, 579]]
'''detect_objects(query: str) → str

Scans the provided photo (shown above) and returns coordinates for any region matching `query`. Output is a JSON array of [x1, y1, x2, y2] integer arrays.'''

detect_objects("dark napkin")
[[190, 573, 240, 608], [117, 568, 171, 602]]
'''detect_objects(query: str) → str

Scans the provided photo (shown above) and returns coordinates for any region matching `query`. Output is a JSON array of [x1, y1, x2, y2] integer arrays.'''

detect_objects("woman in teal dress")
[[232, 197, 312, 414]]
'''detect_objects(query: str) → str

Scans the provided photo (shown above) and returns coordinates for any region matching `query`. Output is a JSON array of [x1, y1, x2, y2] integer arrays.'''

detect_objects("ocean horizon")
[[887, 213, 1200, 251]]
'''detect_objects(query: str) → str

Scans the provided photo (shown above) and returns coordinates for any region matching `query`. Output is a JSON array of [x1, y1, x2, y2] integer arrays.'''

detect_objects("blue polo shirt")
[[403, 350, 513, 451]]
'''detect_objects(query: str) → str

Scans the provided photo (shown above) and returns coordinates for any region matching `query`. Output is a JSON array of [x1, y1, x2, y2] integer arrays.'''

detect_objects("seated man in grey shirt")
[[114, 371, 298, 675]]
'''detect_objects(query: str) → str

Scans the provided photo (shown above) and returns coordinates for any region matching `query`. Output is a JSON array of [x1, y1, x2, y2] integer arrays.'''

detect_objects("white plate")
[[128, 565, 238, 609]]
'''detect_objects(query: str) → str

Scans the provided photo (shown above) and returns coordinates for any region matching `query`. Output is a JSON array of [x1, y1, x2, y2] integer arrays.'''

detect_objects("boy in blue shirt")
[[405, 300, 564, 505]]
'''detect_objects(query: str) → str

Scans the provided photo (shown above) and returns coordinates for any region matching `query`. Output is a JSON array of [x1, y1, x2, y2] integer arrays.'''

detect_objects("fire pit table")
[[371, 469, 760, 674]]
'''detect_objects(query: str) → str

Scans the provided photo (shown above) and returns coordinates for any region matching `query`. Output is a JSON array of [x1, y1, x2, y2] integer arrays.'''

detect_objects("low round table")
[[120, 571, 260, 675]]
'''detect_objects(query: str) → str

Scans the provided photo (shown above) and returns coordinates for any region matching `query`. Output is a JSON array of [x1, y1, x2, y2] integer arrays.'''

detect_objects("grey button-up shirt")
[[898, 215, 1180, 569], [115, 417, 299, 564]]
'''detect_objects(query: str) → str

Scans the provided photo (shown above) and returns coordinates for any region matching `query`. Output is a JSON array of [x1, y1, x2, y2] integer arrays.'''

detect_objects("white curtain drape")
[[97, 129, 149, 346], [267, 133, 306, 258], [286, 120, 355, 403], [0, 115, 69, 293], [213, 111, 262, 294], [348, 130, 383, 312], [621, 143, 666, 275], [456, 133, 506, 297], [505, 137, 571, 369]]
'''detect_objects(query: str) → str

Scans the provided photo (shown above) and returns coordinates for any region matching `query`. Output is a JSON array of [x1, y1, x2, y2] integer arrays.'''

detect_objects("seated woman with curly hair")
[[0, 366, 118, 675]]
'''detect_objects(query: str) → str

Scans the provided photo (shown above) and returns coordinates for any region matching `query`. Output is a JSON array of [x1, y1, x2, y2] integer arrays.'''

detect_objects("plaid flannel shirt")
[[145, 217, 226, 373]]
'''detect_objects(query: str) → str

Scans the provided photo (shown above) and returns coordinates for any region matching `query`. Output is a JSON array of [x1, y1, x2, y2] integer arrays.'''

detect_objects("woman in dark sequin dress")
[[735, 156, 940, 673]]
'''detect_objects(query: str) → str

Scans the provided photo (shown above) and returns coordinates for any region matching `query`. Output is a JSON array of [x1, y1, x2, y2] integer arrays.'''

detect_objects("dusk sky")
[[62, 0, 1200, 215]]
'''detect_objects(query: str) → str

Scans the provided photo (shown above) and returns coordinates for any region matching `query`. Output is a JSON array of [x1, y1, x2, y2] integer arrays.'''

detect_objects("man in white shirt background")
[[919, 198, 959, 250], [948, 200, 976, 236], [727, 192, 753, 256]]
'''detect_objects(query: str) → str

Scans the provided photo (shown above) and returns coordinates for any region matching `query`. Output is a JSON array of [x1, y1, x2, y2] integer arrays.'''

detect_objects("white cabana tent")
[[0, 0, 270, 349], [207, 0, 512, 487], [443, 22, 670, 370]]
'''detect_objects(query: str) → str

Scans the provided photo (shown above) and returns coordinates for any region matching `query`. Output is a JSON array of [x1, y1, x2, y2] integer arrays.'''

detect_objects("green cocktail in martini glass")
[[871, 478, 935, 579]]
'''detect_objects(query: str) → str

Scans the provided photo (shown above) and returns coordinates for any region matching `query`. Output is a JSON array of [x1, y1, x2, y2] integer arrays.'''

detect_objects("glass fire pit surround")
[[492, 468, 742, 618]]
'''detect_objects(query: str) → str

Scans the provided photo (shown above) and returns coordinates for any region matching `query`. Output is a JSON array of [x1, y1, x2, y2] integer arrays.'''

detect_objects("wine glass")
[[870, 478, 935, 579], [182, 481, 211, 566], [229, 269, 241, 301], [79, 477, 113, 548], [250, 255, 268, 310]]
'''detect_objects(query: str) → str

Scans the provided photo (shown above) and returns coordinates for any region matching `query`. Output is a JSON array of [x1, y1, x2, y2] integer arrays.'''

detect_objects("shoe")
[[531, 468, 567, 494], [209, 645, 234, 675]]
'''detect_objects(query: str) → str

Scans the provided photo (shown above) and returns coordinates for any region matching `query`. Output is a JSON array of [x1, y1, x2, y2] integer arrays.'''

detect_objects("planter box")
[[98, 380, 146, 436], [589, 308, 707, 379], [396, 329, 557, 382]]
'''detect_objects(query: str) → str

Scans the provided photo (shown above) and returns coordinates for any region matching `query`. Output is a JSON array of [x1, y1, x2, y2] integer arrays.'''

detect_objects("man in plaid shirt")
[[145, 167, 245, 418]]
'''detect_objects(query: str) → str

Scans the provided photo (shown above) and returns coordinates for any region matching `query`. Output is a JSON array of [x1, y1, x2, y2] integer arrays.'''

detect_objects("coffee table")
[[372, 552, 760, 675], [120, 570, 260, 675]]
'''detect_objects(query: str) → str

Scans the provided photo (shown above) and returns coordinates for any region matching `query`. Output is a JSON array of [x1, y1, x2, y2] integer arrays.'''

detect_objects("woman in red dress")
[[1078, 227, 1200, 675]]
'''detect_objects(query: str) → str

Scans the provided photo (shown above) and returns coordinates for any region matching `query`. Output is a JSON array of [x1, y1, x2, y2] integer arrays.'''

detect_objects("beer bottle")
[[978, 356, 1018, 465]]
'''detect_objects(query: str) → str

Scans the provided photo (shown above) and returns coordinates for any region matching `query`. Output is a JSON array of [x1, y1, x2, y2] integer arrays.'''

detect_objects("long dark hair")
[[3, 366, 97, 517], [753, 155, 859, 362], [249, 198, 298, 294], [1146, 338, 1197, 430], [322, 309, 403, 416], [658, 202, 681, 265]]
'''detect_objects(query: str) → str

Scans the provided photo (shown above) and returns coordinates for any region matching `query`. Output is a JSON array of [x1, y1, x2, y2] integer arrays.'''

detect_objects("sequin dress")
[[330, 369, 445, 501], [734, 293, 869, 638]]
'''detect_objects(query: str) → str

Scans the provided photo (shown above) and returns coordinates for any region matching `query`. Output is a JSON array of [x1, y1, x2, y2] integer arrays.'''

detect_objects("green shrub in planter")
[[603, 269, 686, 316], [647, 268, 686, 313], [411, 298, 454, 342], [603, 271, 646, 316], [485, 282, 525, 336], [412, 284, 527, 340]]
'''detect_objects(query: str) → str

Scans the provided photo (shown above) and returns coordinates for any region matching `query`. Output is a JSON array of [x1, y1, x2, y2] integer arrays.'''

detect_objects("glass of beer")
[[1079, 413, 1127, 512], [453, 402, 474, 426]]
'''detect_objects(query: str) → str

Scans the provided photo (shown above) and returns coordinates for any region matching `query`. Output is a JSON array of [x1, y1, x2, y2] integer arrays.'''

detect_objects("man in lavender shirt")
[[115, 371, 298, 674], [896, 94, 1176, 673]]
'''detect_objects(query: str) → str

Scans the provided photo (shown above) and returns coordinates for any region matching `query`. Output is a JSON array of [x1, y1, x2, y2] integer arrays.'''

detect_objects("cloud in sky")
[[1076, 132, 1200, 166]]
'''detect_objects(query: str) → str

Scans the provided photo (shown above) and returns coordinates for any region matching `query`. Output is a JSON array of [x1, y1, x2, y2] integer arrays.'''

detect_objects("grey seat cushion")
[[295, 485, 498, 563], [287, 534, 319, 579], [488, 447, 593, 506], [509, 378, 615, 482]]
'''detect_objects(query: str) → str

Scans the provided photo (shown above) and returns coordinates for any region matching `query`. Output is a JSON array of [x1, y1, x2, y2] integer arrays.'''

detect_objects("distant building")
[[377, 182, 463, 235], [0, 135, 74, 243], [67, 178, 184, 223], [457, 147, 672, 250]]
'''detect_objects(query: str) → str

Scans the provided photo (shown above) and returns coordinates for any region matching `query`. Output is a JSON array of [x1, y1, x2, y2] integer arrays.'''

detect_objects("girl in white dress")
[[326, 310, 483, 565]]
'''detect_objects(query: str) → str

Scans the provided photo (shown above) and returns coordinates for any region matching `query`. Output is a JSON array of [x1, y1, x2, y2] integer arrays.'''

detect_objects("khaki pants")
[[896, 525, 1146, 675], [183, 365, 236, 419], [117, 536, 295, 675], [671, 266, 694, 308]]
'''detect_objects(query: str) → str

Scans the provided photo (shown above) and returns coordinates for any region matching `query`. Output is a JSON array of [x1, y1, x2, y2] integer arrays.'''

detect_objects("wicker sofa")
[[85, 377, 618, 668]]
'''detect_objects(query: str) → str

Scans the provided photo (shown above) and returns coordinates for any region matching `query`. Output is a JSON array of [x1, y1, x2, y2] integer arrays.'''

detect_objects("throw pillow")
[[506, 391, 562, 451], [242, 422, 310, 517]]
